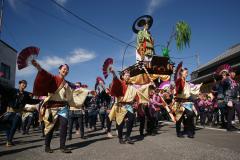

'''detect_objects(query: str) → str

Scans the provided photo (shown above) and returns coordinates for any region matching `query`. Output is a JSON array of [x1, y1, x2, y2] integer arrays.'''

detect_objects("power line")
[[19, 0, 123, 45], [48, 0, 136, 49], [20, 0, 197, 61]]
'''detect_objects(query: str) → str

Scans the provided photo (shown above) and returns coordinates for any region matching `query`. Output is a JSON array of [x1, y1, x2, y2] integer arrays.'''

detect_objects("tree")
[[163, 21, 191, 57]]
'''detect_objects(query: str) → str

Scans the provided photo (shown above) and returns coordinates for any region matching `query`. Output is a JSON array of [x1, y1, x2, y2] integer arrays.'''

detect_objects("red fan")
[[0, 71, 4, 77], [17, 46, 40, 70], [215, 64, 231, 76], [102, 58, 113, 79], [174, 61, 183, 82]]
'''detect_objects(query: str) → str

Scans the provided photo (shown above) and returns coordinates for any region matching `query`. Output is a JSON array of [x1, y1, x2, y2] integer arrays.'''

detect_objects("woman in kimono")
[[32, 60, 72, 153], [173, 68, 201, 138], [108, 69, 136, 144]]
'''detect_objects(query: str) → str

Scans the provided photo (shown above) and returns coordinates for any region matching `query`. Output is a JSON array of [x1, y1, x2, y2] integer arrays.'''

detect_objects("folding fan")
[[174, 62, 183, 82], [102, 58, 113, 79], [17, 46, 40, 70], [159, 81, 170, 91]]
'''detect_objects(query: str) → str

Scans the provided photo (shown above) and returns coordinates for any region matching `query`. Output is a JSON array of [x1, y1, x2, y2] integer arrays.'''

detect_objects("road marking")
[[160, 121, 240, 134]]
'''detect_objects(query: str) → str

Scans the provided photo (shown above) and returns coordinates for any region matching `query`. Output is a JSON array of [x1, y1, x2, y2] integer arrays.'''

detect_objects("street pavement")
[[0, 122, 240, 160]]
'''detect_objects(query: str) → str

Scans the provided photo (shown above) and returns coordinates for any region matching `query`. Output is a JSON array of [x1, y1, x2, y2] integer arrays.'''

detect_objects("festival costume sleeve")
[[121, 85, 138, 103], [69, 88, 89, 109], [190, 83, 202, 98], [33, 69, 67, 135], [175, 78, 185, 95], [149, 98, 157, 110], [33, 69, 63, 96], [173, 78, 186, 121], [137, 84, 150, 104], [24, 104, 39, 112], [109, 78, 138, 125], [110, 77, 127, 97], [25, 94, 41, 105], [198, 100, 204, 107]]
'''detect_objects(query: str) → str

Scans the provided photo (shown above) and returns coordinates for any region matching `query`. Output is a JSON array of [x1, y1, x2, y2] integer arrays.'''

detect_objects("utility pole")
[[0, 0, 4, 39], [195, 53, 200, 68]]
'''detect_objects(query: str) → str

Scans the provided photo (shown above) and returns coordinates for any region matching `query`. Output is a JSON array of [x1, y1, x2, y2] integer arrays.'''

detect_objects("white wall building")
[[0, 40, 17, 88]]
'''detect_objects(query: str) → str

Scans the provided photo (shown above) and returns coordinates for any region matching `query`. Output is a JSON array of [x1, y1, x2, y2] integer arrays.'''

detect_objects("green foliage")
[[162, 47, 169, 57], [175, 21, 191, 50]]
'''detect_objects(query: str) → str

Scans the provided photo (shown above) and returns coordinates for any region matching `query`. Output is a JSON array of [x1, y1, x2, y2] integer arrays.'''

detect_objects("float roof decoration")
[[132, 15, 153, 34]]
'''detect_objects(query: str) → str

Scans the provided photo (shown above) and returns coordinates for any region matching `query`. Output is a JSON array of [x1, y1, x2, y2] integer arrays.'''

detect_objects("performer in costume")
[[22, 101, 39, 135], [149, 87, 164, 133], [221, 67, 240, 131], [32, 60, 72, 153], [215, 73, 227, 128], [146, 85, 159, 136], [215, 64, 232, 129], [87, 95, 98, 132], [105, 92, 114, 138], [137, 102, 147, 137], [38, 96, 46, 137], [68, 82, 86, 140], [108, 67, 151, 144], [173, 68, 201, 138], [108, 69, 136, 144], [95, 77, 109, 131], [0, 80, 40, 147]]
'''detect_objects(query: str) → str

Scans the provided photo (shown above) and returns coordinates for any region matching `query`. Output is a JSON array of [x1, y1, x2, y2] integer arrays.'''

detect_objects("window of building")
[[1, 63, 10, 80]]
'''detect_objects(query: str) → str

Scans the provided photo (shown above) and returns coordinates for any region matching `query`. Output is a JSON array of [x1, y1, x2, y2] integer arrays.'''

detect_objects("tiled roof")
[[192, 43, 240, 72]]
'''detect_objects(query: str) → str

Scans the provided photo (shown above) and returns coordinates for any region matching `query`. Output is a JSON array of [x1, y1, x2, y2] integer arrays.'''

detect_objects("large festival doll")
[[133, 15, 155, 62], [32, 60, 88, 153], [172, 67, 202, 138]]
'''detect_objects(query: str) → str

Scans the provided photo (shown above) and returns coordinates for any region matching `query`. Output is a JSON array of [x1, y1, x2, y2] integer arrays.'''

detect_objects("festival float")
[[103, 15, 191, 87]]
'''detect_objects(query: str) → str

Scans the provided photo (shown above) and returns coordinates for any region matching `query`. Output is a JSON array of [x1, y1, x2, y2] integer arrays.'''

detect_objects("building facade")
[[0, 40, 17, 88], [191, 43, 240, 93]]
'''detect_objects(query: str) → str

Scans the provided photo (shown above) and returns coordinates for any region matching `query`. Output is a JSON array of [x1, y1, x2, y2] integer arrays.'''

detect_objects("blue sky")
[[1, 0, 240, 91]]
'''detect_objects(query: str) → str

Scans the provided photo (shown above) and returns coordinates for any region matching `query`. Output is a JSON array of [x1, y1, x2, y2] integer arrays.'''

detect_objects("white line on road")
[[160, 121, 240, 134]]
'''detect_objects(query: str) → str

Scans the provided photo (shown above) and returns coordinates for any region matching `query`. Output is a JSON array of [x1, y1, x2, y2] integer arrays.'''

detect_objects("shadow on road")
[[131, 135, 144, 142], [86, 131, 107, 138], [0, 145, 42, 157], [66, 137, 109, 150]]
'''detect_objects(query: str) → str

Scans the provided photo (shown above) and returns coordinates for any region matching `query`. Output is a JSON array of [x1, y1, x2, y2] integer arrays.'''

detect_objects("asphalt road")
[[1, 122, 240, 160]]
